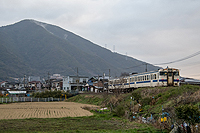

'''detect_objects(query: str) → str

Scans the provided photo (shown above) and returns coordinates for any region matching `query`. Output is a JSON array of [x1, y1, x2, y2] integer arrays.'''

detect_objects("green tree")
[[132, 92, 141, 100], [175, 104, 200, 125]]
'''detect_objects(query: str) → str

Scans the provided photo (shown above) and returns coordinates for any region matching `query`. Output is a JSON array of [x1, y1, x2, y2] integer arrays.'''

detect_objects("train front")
[[159, 68, 180, 86]]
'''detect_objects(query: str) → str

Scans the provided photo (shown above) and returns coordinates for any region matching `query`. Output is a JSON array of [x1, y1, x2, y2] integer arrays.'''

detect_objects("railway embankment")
[[67, 85, 200, 132]]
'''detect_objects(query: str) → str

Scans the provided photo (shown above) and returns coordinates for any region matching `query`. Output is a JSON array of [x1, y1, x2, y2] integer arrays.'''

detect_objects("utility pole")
[[26, 76, 28, 89], [77, 67, 79, 91], [145, 63, 147, 72], [108, 69, 110, 94], [23, 75, 25, 89], [98, 74, 99, 93], [103, 73, 105, 92], [48, 72, 50, 90], [109, 69, 110, 80]]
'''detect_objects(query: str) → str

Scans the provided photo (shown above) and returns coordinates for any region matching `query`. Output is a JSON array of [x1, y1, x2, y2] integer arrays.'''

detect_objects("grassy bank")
[[67, 85, 200, 131], [0, 112, 163, 133]]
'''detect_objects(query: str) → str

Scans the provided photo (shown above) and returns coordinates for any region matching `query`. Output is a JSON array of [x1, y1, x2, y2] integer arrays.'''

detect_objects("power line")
[[154, 51, 200, 65], [123, 51, 200, 70]]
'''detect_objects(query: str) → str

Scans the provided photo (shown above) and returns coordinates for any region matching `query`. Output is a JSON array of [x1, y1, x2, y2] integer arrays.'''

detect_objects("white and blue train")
[[108, 67, 180, 92]]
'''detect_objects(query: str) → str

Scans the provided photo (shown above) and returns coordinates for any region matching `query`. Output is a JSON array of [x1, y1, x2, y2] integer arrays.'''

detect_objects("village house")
[[0, 81, 8, 88], [51, 79, 63, 91], [87, 76, 109, 93], [63, 76, 88, 92], [28, 81, 42, 90]]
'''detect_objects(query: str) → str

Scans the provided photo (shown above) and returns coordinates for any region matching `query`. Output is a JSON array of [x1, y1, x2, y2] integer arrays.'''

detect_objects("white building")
[[28, 76, 41, 82], [63, 76, 88, 92], [50, 74, 63, 80]]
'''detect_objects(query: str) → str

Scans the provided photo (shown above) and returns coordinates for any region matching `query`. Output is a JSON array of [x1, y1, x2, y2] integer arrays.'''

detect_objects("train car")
[[108, 67, 179, 92]]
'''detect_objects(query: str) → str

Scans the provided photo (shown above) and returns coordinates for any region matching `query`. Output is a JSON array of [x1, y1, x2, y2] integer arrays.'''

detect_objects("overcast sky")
[[1, 0, 200, 79]]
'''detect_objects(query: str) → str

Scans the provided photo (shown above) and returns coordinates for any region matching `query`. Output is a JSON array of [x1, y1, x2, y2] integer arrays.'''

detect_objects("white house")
[[63, 76, 88, 92], [0, 81, 7, 88]]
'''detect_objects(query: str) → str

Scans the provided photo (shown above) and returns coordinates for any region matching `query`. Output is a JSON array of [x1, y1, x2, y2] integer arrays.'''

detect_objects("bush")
[[113, 104, 126, 117], [31, 90, 71, 98], [132, 92, 141, 100], [175, 104, 200, 125], [141, 97, 152, 106]]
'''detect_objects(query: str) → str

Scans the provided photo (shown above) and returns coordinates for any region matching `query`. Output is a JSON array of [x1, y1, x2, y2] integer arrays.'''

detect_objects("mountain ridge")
[[0, 19, 160, 81]]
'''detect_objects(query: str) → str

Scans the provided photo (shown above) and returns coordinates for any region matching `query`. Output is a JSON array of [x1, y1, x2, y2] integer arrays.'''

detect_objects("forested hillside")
[[0, 19, 160, 81]]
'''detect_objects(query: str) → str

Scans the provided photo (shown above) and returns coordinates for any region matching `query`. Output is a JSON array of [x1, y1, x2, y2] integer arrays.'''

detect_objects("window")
[[83, 78, 86, 83], [131, 77, 134, 82], [173, 71, 179, 76], [160, 71, 167, 76], [147, 75, 149, 80]]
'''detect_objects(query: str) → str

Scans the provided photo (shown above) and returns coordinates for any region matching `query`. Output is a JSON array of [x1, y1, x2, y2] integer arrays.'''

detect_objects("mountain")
[[0, 19, 160, 81]]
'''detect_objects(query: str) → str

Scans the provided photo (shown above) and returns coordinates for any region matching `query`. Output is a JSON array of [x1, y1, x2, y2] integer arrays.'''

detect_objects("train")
[[108, 67, 180, 92]]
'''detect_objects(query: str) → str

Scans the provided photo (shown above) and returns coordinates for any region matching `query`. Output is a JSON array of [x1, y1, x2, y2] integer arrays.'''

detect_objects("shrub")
[[112, 104, 126, 117], [175, 104, 200, 125], [31, 90, 70, 98], [132, 92, 142, 100], [141, 97, 152, 106]]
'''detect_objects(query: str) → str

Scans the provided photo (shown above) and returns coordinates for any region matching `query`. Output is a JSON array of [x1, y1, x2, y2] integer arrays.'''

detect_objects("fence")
[[0, 97, 63, 103]]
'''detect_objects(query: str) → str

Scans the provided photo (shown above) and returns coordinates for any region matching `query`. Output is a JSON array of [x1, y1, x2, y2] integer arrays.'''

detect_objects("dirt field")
[[0, 102, 98, 120]]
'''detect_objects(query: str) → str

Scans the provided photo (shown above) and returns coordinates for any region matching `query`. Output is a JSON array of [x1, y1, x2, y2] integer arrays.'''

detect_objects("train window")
[[160, 71, 167, 76], [143, 76, 144, 81], [155, 74, 157, 79], [145, 75, 147, 80], [173, 71, 179, 76]]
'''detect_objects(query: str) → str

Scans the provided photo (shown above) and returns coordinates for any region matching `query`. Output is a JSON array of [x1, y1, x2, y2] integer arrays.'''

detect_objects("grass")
[[2, 85, 198, 133], [67, 95, 104, 106], [0, 112, 162, 133]]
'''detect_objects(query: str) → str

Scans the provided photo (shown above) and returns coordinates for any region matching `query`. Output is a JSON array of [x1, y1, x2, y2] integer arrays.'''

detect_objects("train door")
[[167, 69, 174, 86]]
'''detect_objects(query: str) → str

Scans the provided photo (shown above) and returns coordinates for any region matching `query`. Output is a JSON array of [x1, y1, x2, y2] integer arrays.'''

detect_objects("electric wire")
[[154, 51, 200, 65], [124, 51, 200, 70]]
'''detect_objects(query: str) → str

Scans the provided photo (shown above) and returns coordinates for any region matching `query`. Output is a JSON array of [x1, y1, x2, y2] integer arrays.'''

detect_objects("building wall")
[[28, 76, 41, 82], [63, 77, 71, 92], [63, 76, 88, 92]]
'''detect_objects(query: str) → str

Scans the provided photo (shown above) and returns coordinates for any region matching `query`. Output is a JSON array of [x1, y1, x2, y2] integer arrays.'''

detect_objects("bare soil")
[[0, 102, 98, 120]]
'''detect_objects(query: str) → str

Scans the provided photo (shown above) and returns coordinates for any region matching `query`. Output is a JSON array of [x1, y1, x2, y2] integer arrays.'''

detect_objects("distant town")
[[0, 74, 110, 97]]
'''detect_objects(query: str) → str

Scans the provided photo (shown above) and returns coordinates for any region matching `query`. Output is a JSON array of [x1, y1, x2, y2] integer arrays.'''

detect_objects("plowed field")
[[0, 102, 98, 119]]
